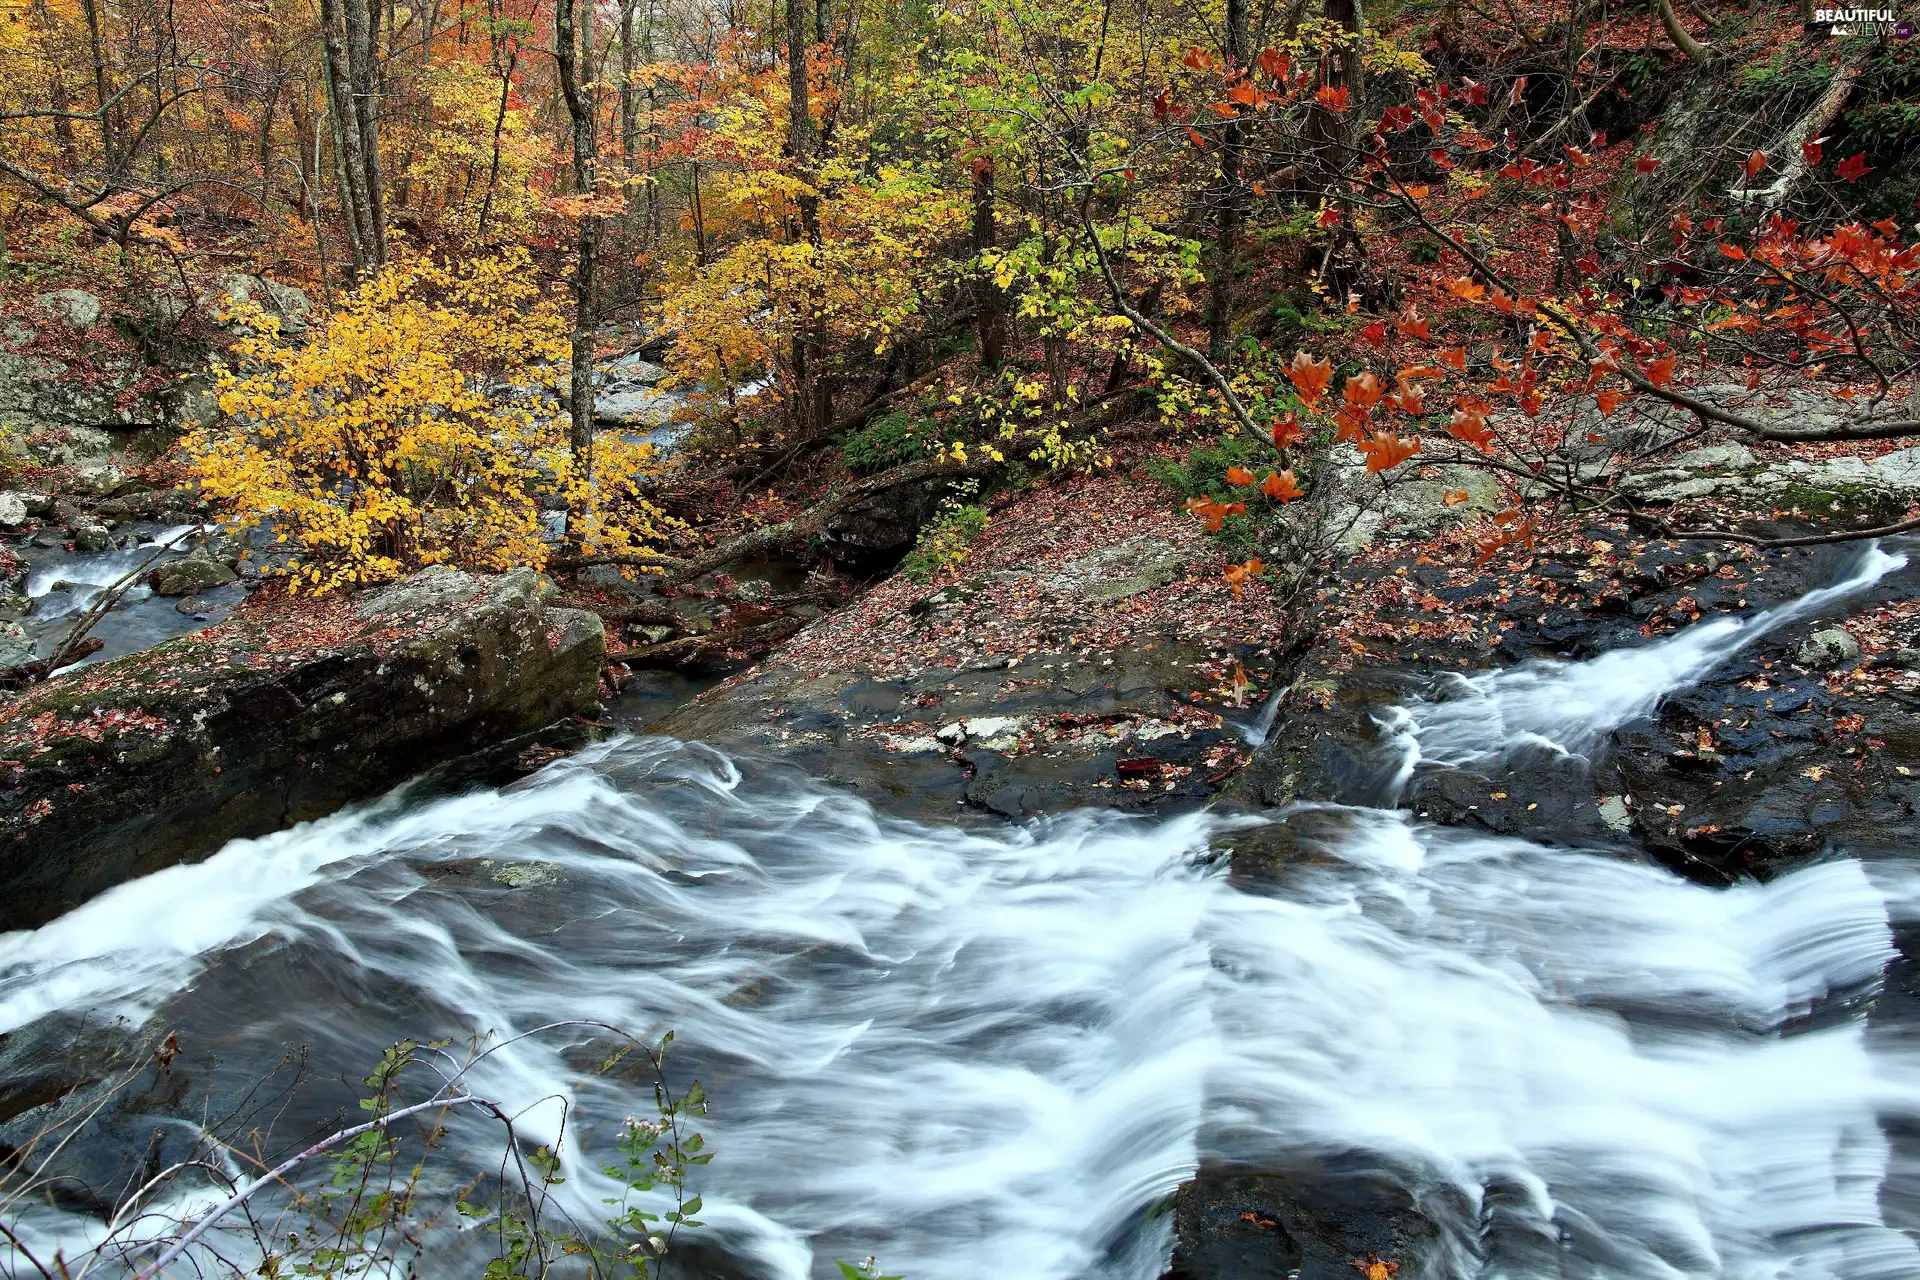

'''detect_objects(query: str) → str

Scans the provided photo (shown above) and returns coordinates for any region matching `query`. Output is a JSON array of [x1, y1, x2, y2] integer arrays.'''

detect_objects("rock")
[[1597, 794, 1633, 832], [0, 491, 52, 519], [70, 524, 114, 553], [0, 566, 605, 930], [821, 480, 948, 571], [1046, 536, 1189, 603], [209, 272, 311, 335], [0, 620, 34, 669], [0, 492, 27, 528], [1795, 627, 1862, 668], [68, 459, 127, 497], [175, 596, 209, 615], [0, 591, 32, 620], [151, 552, 238, 595], [34, 288, 103, 331]]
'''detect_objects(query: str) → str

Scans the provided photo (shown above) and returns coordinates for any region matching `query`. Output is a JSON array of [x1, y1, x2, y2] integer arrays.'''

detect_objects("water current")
[[3, 548, 1918, 1279]]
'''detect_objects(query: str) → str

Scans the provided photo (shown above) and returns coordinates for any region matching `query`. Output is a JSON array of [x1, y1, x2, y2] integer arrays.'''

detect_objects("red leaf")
[[1836, 152, 1873, 183], [1270, 413, 1304, 448], [1634, 156, 1660, 174], [1360, 321, 1386, 346], [1801, 137, 1825, 166]]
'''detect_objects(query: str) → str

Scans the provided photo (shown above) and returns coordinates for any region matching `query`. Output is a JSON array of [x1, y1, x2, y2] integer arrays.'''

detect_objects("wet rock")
[[0, 565, 605, 930], [1795, 627, 1861, 668], [34, 287, 103, 331], [70, 524, 114, 553], [0, 492, 26, 528], [150, 552, 237, 595]]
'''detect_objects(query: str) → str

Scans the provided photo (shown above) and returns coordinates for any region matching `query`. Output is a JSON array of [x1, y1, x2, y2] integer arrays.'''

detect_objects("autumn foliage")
[[192, 251, 672, 592]]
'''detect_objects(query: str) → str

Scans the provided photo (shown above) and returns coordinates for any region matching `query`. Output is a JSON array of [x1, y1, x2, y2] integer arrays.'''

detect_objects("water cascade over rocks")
[[4, 549, 1919, 1279]]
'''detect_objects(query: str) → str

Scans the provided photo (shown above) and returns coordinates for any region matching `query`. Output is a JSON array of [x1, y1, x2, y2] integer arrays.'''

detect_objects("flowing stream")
[[4, 551, 1920, 1279]]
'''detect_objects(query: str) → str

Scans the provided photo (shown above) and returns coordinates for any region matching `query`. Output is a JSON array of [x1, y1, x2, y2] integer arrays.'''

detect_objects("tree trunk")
[[555, 0, 601, 498], [317, 0, 376, 270], [786, 0, 823, 434], [971, 158, 1004, 371], [1656, 0, 1713, 66], [343, 0, 388, 261], [1205, 0, 1250, 365]]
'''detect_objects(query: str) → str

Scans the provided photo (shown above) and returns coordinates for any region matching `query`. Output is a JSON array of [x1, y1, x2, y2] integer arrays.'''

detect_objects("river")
[[3, 550, 1919, 1279]]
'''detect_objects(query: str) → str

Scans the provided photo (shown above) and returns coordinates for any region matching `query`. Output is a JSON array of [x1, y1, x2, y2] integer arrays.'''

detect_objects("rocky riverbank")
[[0, 566, 602, 931]]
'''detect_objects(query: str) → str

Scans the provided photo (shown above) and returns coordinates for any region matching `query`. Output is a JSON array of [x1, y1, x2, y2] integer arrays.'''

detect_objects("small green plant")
[[900, 488, 990, 582], [843, 410, 934, 475]]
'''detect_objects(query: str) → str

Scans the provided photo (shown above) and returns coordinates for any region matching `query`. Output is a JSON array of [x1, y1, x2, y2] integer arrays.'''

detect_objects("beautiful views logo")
[[1810, 7, 1914, 36]]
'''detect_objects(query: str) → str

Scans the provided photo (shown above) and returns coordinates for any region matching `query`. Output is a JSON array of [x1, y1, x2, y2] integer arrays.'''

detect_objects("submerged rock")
[[0, 565, 604, 930]]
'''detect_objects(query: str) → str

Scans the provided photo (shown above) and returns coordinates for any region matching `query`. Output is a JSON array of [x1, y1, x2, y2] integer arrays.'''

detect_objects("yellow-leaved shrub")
[[190, 250, 674, 593]]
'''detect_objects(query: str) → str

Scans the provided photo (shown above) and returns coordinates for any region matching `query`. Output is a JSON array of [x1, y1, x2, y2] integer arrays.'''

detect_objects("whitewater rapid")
[[3, 547, 1917, 1280]]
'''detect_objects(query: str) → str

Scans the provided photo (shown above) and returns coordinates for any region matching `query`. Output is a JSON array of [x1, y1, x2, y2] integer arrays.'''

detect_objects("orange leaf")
[[1446, 408, 1495, 451], [1317, 84, 1350, 112], [1261, 469, 1304, 502], [1225, 466, 1256, 485], [1344, 371, 1384, 408], [1285, 350, 1333, 408], [1332, 404, 1371, 442], [1317, 206, 1342, 228], [1438, 346, 1467, 371], [1744, 149, 1767, 180], [1597, 387, 1628, 415], [1394, 310, 1431, 339], [1718, 242, 1747, 260], [1271, 413, 1304, 448], [1646, 357, 1675, 389], [1442, 489, 1470, 506], [1360, 321, 1386, 346], [1446, 277, 1487, 302], [1403, 184, 1431, 199], [1223, 556, 1264, 598], [1359, 429, 1420, 473]]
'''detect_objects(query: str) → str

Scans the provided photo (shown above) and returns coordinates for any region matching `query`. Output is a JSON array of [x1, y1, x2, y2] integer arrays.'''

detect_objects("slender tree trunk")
[[971, 158, 1004, 371], [786, 0, 824, 434], [343, 0, 388, 260], [317, 0, 374, 269], [1205, 0, 1250, 365], [555, 0, 601, 495], [77, 0, 115, 171]]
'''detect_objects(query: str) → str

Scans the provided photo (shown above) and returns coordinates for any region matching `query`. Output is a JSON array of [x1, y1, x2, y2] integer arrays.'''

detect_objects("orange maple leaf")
[[1284, 350, 1333, 408], [1446, 277, 1487, 302], [1343, 371, 1384, 409], [1744, 149, 1767, 180], [1446, 407, 1495, 451], [1223, 557, 1264, 597], [1271, 413, 1304, 448], [1359, 429, 1420, 473], [1261, 469, 1304, 502], [1442, 488, 1470, 506], [1597, 387, 1628, 415], [1437, 346, 1467, 372], [1646, 357, 1675, 389], [1225, 465, 1256, 485], [1393, 309, 1431, 339], [1317, 84, 1349, 112]]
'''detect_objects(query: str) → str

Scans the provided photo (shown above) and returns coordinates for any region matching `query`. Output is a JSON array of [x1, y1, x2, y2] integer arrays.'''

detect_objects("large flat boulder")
[[0, 565, 603, 931]]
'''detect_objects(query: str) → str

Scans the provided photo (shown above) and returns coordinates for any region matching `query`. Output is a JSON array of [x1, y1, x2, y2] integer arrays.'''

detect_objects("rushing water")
[[3, 551, 1919, 1279]]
